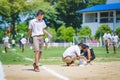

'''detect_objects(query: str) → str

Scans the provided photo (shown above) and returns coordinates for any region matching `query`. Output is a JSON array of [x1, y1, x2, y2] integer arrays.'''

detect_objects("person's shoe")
[[35, 66, 40, 72], [33, 63, 40, 72]]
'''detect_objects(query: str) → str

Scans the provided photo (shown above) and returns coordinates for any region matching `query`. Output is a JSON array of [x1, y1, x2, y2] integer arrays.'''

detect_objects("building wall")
[[106, 0, 120, 4], [82, 10, 120, 36], [82, 22, 120, 36]]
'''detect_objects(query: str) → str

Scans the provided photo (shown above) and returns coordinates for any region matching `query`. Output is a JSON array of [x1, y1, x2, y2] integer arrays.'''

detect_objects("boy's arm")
[[87, 49, 91, 62], [43, 29, 52, 38]]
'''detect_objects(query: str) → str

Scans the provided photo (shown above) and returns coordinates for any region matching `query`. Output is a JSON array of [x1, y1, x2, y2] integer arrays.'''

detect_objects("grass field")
[[0, 45, 120, 65]]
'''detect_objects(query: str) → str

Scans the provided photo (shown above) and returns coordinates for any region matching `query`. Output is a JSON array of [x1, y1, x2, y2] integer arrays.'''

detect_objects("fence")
[[45, 42, 100, 47]]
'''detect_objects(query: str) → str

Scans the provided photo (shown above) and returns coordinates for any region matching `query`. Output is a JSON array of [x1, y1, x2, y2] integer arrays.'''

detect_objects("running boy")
[[112, 32, 119, 54], [2, 33, 9, 53], [103, 31, 112, 53]]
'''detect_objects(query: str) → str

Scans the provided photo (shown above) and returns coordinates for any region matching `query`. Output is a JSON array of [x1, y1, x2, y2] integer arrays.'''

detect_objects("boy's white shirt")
[[103, 33, 112, 40], [112, 35, 119, 42], [63, 45, 81, 58], [28, 18, 46, 37], [2, 36, 9, 42]]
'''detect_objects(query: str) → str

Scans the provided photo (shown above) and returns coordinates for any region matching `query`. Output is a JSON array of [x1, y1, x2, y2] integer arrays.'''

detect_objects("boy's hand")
[[47, 33, 52, 39]]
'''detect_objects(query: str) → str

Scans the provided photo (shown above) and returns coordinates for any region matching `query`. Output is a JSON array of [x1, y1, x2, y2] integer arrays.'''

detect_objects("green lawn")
[[0, 45, 120, 65]]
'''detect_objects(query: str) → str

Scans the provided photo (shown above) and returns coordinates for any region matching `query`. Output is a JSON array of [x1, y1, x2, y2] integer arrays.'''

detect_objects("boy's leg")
[[33, 37, 40, 72], [5, 42, 8, 53], [113, 42, 117, 54], [5, 47, 7, 53], [105, 40, 109, 53], [22, 44, 24, 52], [33, 36, 44, 72]]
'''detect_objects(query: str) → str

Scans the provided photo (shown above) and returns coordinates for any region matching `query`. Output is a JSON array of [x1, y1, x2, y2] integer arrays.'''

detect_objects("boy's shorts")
[[105, 40, 110, 46], [113, 42, 117, 47], [4, 42, 8, 48], [33, 36, 44, 52]]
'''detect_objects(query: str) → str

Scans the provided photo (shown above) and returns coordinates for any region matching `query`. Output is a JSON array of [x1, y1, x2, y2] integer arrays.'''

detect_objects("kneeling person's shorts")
[[62, 56, 76, 63]]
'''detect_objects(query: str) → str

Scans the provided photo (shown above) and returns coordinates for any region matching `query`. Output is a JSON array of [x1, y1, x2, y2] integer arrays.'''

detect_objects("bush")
[[0, 30, 5, 43], [95, 24, 111, 39], [116, 27, 120, 38], [56, 26, 75, 42], [78, 26, 91, 37], [64, 27, 75, 42]]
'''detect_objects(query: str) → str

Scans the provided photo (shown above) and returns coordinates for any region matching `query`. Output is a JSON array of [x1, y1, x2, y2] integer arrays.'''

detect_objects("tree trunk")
[[11, 20, 16, 39]]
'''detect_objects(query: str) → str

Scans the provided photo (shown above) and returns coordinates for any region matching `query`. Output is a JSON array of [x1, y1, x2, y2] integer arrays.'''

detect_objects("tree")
[[0, 0, 31, 39], [0, 0, 57, 39], [0, 29, 5, 43], [116, 27, 120, 38], [64, 26, 75, 42], [55, 0, 85, 29], [56, 25, 66, 41], [16, 23, 28, 33], [78, 26, 91, 37], [86, 0, 106, 7], [95, 24, 111, 39], [56, 26, 75, 42]]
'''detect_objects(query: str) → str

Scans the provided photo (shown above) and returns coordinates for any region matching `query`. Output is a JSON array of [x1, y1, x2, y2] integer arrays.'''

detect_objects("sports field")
[[0, 46, 120, 80]]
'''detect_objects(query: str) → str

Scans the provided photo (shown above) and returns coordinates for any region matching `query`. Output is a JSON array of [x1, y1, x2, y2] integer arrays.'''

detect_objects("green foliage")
[[64, 27, 75, 42], [95, 24, 111, 39], [55, 0, 85, 28], [86, 0, 106, 7], [17, 23, 28, 33], [78, 26, 91, 37], [56, 26, 66, 41], [116, 27, 120, 38], [0, 29, 5, 43], [56, 26, 75, 42], [0, 0, 57, 39]]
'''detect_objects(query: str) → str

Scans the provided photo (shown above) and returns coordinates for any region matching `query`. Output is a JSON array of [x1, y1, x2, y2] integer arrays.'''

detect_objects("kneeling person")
[[82, 44, 95, 63], [62, 43, 86, 66]]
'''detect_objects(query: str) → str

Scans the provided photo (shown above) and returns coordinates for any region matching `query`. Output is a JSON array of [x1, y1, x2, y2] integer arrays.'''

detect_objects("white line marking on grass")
[[41, 66, 69, 80], [0, 62, 6, 80], [15, 53, 69, 80]]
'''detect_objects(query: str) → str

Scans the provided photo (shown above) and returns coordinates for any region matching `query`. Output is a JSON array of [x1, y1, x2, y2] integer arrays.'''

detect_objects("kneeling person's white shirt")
[[63, 45, 81, 58]]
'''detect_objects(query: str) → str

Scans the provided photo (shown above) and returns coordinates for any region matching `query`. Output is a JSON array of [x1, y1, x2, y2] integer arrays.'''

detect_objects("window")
[[100, 12, 113, 23], [116, 11, 120, 23], [85, 13, 97, 23]]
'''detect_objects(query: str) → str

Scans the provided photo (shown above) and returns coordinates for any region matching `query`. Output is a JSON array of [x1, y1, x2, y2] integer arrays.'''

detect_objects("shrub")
[[95, 24, 111, 39], [116, 27, 120, 38], [78, 26, 91, 37]]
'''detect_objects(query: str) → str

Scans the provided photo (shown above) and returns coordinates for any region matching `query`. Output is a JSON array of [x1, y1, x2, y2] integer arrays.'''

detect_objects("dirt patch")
[[3, 62, 120, 80]]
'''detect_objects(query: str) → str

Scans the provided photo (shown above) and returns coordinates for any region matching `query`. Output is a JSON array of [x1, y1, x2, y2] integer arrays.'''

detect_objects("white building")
[[76, 0, 120, 36]]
